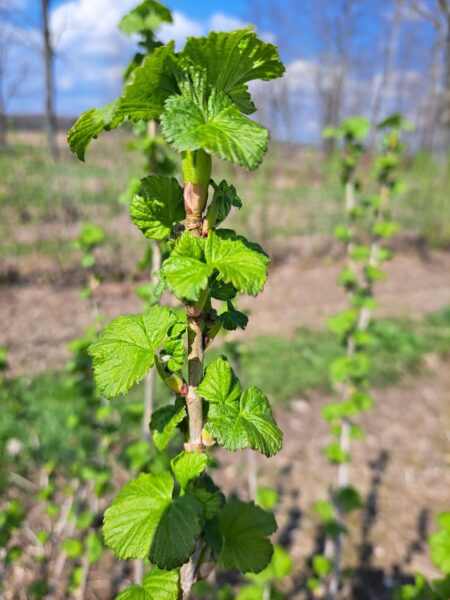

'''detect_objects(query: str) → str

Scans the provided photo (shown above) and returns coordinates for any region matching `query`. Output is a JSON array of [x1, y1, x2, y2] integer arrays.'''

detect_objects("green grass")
[[212, 306, 450, 403], [0, 137, 140, 223], [0, 238, 74, 259], [1, 307, 448, 489], [2, 138, 450, 254], [0, 368, 172, 490]]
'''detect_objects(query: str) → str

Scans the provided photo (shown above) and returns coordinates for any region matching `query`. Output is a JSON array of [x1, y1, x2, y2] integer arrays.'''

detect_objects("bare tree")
[[438, 0, 450, 138], [0, 19, 10, 146], [411, 0, 450, 149], [370, 0, 403, 133], [41, 0, 59, 160], [0, 3, 33, 146], [311, 0, 362, 154]]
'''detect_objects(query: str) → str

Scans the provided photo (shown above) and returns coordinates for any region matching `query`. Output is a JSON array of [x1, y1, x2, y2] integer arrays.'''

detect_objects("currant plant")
[[395, 512, 450, 600], [31, 222, 111, 599], [236, 545, 292, 600], [0, 498, 25, 596], [119, 0, 176, 448], [119, 0, 176, 207], [310, 115, 411, 599], [68, 25, 286, 598]]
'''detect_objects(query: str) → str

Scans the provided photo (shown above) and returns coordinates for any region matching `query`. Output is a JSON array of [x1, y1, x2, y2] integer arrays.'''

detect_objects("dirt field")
[[1, 241, 449, 376], [215, 355, 450, 598], [1, 236, 450, 598]]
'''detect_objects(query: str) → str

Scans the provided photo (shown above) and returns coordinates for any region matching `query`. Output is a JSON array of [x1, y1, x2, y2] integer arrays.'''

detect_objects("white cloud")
[[5, 3, 280, 116], [159, 11, 204, 47], [159, 11, 273, 49], [209, 12, 247, 32], [48, 0, 136, 104]]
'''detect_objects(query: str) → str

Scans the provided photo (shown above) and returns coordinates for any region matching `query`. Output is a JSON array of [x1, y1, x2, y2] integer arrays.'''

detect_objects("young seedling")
[[23, 223, 111, 599], [119, 0, 176, 451], [69, 24, 286, 599], [395, 512, 450, 599], [74, 221, 106, 309], [311, 115, 411, 598]]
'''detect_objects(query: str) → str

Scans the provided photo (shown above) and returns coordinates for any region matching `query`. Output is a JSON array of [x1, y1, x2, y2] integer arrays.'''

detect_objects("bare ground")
[[1, 246, 449, 376], [1, 241, 450, 598], [215, 354, 450, 598]]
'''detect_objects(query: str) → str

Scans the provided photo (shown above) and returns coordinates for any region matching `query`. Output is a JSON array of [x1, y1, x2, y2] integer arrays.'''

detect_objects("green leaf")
[[341, 116, 370, 140], [86, 532, 103, 565], [89, 306, 177, 397], [161, 338, 186, 372], [377, 113, 413, 131], [170, 451, 208, 491], [118, 0, 172, 35], [162, 91, 269, 170], [228, 84, 257, 115], [364, 264, 385, 282], [204, 230, 269, 296], [322, 400, 357, 421], [373, 221, 400, 239], [307, 577, 321, 592], [115, 566, 179, 600], [216, 500, 277, 573], [76, 511, 94, 530], [434, 576, 450, 599], [337, 267, 358, 290], [430, 515, 450, 574], [325, 442, 350, 465], [210, 278, 237, 301], [162, 230, 269, 301], [130, 176, 184, 241], [350, 245, 371, 262], [206, 179, 242, 228], [313, 500, 334, 523], [197, 356, 241, 404], [180, 27, 285, 101], [80, 253, 95, 269], [116, 42, 177, 122], [162, 232, 210, 301], [188, 476, 224, 520], [437, 513, 450, 533], [68, 44, 176, 161], [104, 472, 203, 568], [150, 400, 187, 451], [312, 555, 332, 577], [149, 493, 204, 569], [68, 101, 122, 161], [62, 538, 83, 559], [329, 354, 371, 384], [256, 487, 278, 511], [207, 386, 282, 457], [334, 224, 353, 243], [104, 472, 173, 560], [68, 566, 83, 593], [327, 310, 358, 337], [77, 222, 106, 250], [247, 544, 292, 584], [335, 486, 363, 512], [393, 574, 433, 600], [220, 301, 249, 331]]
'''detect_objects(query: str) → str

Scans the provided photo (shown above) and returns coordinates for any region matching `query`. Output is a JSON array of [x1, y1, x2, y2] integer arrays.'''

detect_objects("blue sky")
[[3, 0, 255, 115], [1, 0, 437, 143]]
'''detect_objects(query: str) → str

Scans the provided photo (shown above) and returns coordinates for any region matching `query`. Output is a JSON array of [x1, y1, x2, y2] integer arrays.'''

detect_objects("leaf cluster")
[[68, 27, 285, 170]]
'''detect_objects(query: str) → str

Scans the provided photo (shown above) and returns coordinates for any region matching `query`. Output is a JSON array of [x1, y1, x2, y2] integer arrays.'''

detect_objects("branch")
[[410, 1, 442, 29], [438, 0, 450, 18]]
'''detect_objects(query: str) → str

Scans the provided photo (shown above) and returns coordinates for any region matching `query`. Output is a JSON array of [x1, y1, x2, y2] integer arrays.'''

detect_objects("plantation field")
[[1, 133, 450, 599]]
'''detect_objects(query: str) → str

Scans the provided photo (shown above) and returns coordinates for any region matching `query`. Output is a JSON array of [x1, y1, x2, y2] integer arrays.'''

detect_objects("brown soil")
[[1, 240, 450, 598], [215, 355, 450, 598], [1, 246, 449, 377]]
